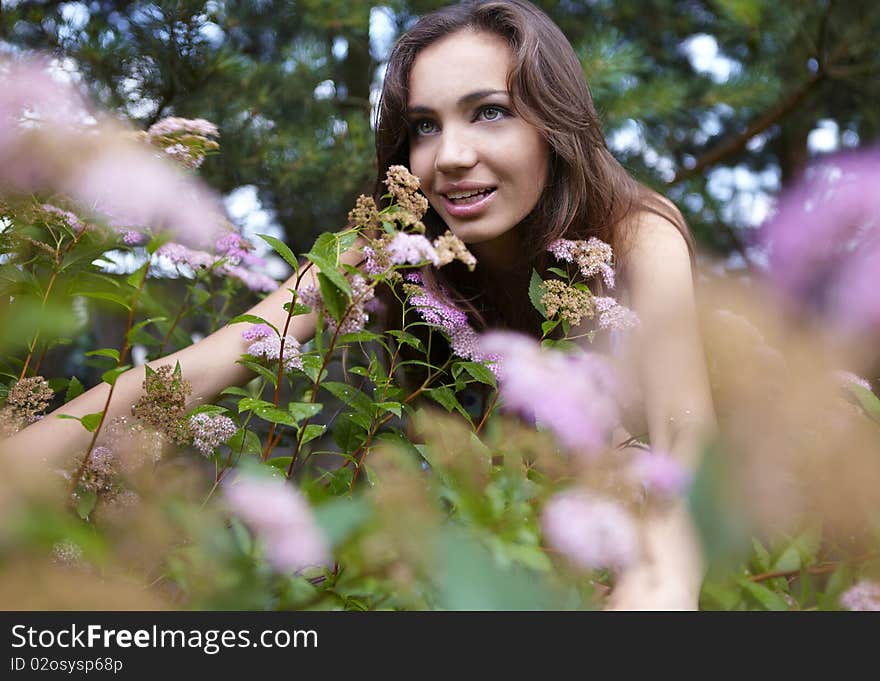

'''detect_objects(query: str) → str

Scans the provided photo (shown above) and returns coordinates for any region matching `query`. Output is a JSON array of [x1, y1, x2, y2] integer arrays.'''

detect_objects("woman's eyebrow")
[[407, 89, 509, 115]]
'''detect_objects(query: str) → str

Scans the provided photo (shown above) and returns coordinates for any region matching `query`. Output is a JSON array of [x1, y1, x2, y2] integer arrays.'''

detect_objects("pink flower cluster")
[[224, 474, 331, 574], [0, 57, 225, 248], [593, 296, 639, 331], [479, 331, 621, 453], [40, 203, 85, 233], [761, 147, 880, 333], [630, 448, 691, 499], [404, 273, 495, 369], [299, 275, 374, 335], [541, 489, 639, 571], [387, 232, 440, 267], [147, 117, 219, 138], [215, 232, 264, 267], [156, 241, 278, 292], [548, 237, 616, 289], [189, 413, 238, 456], [241, 324, 303, 370], [839, 580, 880, 611]]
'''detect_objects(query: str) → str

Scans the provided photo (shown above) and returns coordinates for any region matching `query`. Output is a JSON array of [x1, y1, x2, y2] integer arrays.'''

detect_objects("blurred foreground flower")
[[223, 475, 331, 574], [541, 489, 638, 571], [480, 331, 620, 452], [761, 146, 880, 333], [0, 55, 225, 247], [839, 580, 880, 611]]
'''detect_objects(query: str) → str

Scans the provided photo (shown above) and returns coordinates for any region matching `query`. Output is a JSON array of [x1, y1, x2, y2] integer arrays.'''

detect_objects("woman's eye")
[[413, 120, 437, 136], [479, 106, 506, 121]]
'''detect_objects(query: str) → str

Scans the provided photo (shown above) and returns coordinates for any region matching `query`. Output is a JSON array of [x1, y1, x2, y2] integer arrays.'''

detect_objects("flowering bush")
[[1, 59, 880, 611]]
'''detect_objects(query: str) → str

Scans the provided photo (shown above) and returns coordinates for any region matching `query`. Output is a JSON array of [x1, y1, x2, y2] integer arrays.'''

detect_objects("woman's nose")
[[433, 126, 478, 173]]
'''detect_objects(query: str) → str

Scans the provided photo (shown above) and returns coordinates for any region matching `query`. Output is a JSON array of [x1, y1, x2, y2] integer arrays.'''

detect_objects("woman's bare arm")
[[606, 212, 716, 610], [0, 242, 365, 468]]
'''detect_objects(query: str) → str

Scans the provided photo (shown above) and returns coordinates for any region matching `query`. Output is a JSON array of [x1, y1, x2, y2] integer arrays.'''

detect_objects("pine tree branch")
[[670, 72, 824, 185]]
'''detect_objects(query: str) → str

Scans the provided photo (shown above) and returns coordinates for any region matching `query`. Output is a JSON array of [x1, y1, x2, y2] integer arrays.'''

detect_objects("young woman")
[[2, 0, 715, 609]]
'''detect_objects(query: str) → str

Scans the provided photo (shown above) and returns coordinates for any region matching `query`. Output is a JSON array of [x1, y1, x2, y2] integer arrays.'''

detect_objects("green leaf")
[[227, 428, 262, 456], [288, 402, 323, 421], [76, 490, 97, 520], [75, 290, 131, 311], [387, 329, 424, 351], [220, 386, 253, 398], [453, 361, 497, 387], [736, 577, 789, 611], [322, 381, 373, 414], [101, 365, 130, 386], [85, 348, 120, 362], [300, 424, 326, 445], [126, 317, 166, 345], [64, 376, 84, 403], [317, 272, 348, 323], [375, 401, 402, 417], [125, 262, 149, 289], [266, 456, 293, 471], [80, 412, 103, 433], [252, 406, 302, 427], [426, 387, 461, 413], [849, 384, 880, 423], [546, 266, 569, 278], [228, 314, 279, 336], [236, 359, 279, 387], [541, 319, 560, 336], [528, 269, 547, 318], [338, 330, 382, 344], [307, 252, 352, 297], [257, 234, 299, 272]]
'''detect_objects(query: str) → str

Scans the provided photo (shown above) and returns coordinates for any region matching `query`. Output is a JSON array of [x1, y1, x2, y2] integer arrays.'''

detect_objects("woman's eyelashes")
[[409, 104, 511, 138]]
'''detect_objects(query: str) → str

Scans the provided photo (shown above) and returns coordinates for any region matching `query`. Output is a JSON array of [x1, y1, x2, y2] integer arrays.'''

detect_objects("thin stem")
[[67, 265, 149, 500]]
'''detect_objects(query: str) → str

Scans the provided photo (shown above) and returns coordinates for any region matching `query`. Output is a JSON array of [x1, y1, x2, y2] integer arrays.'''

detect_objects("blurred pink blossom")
[[0, 56, 225, 248], [839, 580, 880, 611], [630, 448, 691, 498], [761, 147, 880, 332], [480, 331, 620, 453], [541, 489, 639, 571], [224, 474, 331, 574]]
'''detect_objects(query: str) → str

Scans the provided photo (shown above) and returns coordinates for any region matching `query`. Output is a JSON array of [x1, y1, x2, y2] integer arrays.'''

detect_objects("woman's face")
[[407, 30, 550, 254]]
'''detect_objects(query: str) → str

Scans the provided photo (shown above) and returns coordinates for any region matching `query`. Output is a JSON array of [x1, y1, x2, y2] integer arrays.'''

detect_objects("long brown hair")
[[374, 0, 692, 333]]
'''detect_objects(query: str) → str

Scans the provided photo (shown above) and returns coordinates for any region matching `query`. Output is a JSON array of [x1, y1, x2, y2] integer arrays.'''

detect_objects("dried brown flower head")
[[131, 364, 192, 445], [348, 194, 381, 231], [540, 279, 596, 326], [385, 165, 429, 219]]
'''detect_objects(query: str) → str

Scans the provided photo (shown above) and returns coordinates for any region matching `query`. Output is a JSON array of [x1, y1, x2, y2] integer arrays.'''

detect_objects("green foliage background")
[[3, 0, 878, 259]]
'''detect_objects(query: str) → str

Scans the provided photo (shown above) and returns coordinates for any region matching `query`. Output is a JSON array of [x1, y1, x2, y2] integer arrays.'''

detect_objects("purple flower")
[[386, 232, 440, 267], [541, 490, 639, 571], [148, 117, 219, 138], [241, 324, 275, 341], [593, 297, 639, 330], [761, 147, 880, 332], [404, 272, 497, 368], [840, 580, 880, 611], [188, 413, 237, 456], [122, 230, 144, 245], [223, 474, 331, 574], [299, 275, 374, 335], [244, 330, 303, 371], [548, 237, 616, 289], [630, 448, 691, 498], [221, 264, 279, 292], [480, 331, 621, 453], [156, 242, 219, 269], [215, 232, 265, 267], [41, 203, 85, 233]]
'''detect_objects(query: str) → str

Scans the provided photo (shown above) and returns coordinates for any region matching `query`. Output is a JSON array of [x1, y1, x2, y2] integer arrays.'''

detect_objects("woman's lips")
[[440, 188, 497, 218]]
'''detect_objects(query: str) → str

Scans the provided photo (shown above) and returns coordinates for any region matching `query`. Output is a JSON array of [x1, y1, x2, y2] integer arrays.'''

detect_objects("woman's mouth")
[[441, 187, 497, 218]]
